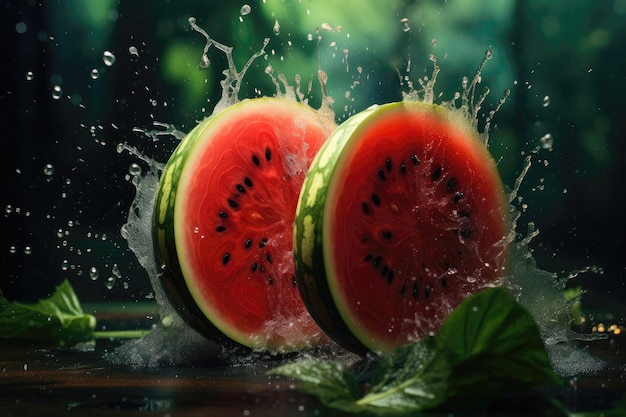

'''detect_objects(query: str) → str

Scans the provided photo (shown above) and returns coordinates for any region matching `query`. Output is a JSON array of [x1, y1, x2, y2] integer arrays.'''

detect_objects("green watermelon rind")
[[294, 101, 509, 354], [153, 105, 237, 345], [293, 104, 378, 354]]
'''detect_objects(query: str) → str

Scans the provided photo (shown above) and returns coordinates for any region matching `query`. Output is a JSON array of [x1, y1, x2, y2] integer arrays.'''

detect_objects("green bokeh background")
[[1, 1, 624, 318]]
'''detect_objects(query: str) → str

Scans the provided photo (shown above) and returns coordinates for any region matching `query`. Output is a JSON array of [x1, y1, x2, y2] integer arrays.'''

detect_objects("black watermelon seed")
[[252, 154, 260, 166], [265, 253, 273, 264], [244, 177, 253, 187], [400, 282, 407, 296], [259, 238, 268, 248], [222, 252, 231, 265], [441, 277, 447, 288], [218, 211, 228, 219], [412, 282, 419, 298], [459, 209, 470, 218], [362, 202, 370, 214], [216, 226, 226, 232], [385, 158, 392, 172], [373, 255, 382, 266], [411, 154, 420, 165], [377, 168, 386, 181], [244, 239, 252, 249], [228, 199, 239, 209], [431, 166, 442, 181], [453, 192, 464, 203], [268, 275, 274, 285], [381, 265, 388, 277], [400, 162, 407, 174], [251, 262, 258, 272], [265, 148, 272, 161], [291, 275, 298, 287], [447, 177, 457, 191], [381, 230, 393, 240], [364, 254, 373, 262], [387, 270, 394, 284], [236, 184, 246, 193], [460, 229, 473, 238], [371, 194, 381, 206]]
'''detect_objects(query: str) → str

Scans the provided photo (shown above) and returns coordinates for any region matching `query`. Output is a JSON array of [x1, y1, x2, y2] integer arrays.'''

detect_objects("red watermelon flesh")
[[154, 98, 334, 351]]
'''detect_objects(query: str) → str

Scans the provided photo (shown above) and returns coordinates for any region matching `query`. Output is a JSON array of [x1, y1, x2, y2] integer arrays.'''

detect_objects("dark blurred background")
[[1, 1, 624, 318]]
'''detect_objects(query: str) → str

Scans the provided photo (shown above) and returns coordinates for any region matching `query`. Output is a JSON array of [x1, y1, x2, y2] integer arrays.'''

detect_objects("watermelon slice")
[[294, 101, 510, 354], [153, 97, 335, 351]]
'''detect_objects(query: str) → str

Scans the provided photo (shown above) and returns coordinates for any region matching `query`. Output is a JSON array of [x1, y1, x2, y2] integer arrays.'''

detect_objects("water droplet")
[[24, 246, 32, 255], [43, 164, 55, 176], [306, 33, 313, 41], [321, 22, 333, 32], [540, 133, 554, 150], [240, 4, 251, 15], [15, 22, 27, 34], [90, 68, 100, 79], [105, 276, 116, 290], [56, 228, 64, 238], [112, 263, 121, 278], [273, 20, 280, 35], [25, 71, 34, 81], [400, 18, 411, 32], [61, 260, 69, 271], [199, 53, 210, 69], [485, 48, 494, 60], [51, 85, 62, 100], [128, 46, 139, 57], [89, 267, 99, 281], [129, 163, 142, 176], [431, 38, 437, 47], [103, 51, 116, 66], [5, 205, 13, 214], [188, 17, 196, 25], [542, 95, 550, 107], [9, 245, 17, 254]]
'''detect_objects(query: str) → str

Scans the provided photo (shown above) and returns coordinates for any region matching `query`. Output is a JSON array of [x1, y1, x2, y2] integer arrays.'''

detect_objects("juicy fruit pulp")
[[294, 101, 510, 354], [154, 98, 334, 351]]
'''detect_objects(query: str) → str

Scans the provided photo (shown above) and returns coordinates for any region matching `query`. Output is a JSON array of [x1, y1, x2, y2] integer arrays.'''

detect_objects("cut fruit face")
[[294, 101, 510, 353], [154, 98, 335, 351]]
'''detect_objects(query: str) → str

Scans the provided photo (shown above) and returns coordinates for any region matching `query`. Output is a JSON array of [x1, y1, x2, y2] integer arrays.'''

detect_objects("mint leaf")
[[436, 287, 562, 400], [357, 338, 449, 413], [0, 279, 96, 345], [267, 359, 362, 413], [268, 287, 562, 416]]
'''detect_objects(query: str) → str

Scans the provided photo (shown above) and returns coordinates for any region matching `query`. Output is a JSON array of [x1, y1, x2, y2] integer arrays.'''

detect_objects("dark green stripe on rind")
[[152, 114, 244, 348], [293, 106, 379, 355]]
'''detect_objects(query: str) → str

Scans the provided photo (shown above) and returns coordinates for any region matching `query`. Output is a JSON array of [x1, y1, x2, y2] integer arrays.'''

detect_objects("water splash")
[[132, 121, 187, 142], [188, 17, 269, 115], [400, 49, 606, 376]]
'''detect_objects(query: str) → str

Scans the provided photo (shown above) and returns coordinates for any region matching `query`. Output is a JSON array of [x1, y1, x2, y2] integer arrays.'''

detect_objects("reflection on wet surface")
[[1, 307, 624, 416]]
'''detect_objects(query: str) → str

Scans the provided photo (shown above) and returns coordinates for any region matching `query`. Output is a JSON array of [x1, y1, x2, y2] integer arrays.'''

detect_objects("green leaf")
[[267, 287, 562, 416], [436, 287, 562, 401], [357, 338, 449, 414], [0, 279, 96, 345], [267, 359, 363, 413]]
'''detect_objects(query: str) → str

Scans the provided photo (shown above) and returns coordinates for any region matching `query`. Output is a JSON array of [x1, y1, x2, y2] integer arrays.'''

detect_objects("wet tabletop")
[[1, 305, 625, 417]]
